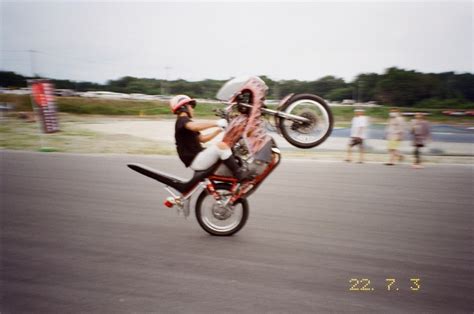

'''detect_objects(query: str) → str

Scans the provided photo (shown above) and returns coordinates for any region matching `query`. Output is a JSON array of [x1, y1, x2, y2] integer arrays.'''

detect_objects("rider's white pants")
[[190, 144, 232, 171]]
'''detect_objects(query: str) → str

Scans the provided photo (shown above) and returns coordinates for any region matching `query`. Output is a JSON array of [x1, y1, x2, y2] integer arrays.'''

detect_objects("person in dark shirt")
[[170, 95, 248, 180], [410, 112, 431, 169]]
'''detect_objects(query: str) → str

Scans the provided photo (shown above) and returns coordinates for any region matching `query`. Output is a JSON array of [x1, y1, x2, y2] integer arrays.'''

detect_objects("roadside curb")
[[2, 149, 473, 166]]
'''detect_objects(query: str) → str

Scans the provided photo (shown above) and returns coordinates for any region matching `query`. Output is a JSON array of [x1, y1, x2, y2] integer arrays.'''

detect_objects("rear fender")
[[276, 93, 294, 111]]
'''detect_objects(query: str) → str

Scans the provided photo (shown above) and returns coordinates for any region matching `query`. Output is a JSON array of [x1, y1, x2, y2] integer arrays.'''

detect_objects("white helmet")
[[169, 95, 196, 114]]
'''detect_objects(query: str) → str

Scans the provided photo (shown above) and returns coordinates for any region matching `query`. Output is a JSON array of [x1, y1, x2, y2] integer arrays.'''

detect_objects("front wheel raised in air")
[[278, 94, 333, 149], [195, 184, 249, 236]]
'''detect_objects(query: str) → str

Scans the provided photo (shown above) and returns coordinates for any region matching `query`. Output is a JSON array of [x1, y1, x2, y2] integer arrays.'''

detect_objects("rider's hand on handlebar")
[[214, 108, 227, 119], [216, 118, 228, 129]]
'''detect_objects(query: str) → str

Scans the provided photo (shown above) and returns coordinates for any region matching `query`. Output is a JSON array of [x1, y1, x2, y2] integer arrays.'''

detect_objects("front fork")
[[205, 180, 221, 201], [205, 179, 251, 208], [164, 177, 255, 218]]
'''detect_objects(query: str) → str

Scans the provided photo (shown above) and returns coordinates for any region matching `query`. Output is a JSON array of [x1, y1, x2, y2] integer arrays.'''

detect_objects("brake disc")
[[212, 203, 233, 220], [291, 111, 318, 134]]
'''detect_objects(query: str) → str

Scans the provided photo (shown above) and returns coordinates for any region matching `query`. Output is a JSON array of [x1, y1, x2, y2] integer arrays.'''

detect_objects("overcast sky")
[[1, 1, 473, 83]]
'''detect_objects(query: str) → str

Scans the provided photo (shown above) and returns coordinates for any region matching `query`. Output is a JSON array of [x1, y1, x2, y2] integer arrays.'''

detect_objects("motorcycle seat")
[[128, 162, 221, 193]]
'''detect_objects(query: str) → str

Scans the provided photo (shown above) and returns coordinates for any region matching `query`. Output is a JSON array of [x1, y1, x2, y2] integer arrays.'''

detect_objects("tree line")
[[1, 67, 473, 108]]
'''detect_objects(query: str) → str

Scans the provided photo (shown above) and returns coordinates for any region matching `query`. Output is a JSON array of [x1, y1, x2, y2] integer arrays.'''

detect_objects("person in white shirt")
[[346, 108, 369, 163]]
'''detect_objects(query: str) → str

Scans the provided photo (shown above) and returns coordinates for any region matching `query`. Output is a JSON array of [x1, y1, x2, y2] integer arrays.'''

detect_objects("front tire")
[[195, 184, 249, 236], [278, 94, 333, 149]]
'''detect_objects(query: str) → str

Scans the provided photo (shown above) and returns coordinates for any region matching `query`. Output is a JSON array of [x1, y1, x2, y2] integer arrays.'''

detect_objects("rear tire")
[[278, 94, 333, 149], [195, 184, 249, 236]]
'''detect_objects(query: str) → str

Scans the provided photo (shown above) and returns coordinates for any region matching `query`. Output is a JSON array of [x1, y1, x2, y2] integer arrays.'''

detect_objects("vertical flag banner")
[[30, 80, 60, 133]]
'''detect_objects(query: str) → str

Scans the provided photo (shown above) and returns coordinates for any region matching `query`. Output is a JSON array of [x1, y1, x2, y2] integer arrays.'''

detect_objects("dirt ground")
[[2, 113, 473, 164]]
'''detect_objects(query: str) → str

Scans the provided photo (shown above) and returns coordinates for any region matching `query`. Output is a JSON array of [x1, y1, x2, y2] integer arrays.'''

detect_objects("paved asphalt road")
[[2, 151, 473, 313]]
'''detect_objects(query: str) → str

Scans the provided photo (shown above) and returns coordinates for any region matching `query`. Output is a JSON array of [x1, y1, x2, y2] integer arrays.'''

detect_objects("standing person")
[[170, 94, 248, 180], [411, 112, 431, 169], [346, 108, 369, 163], [385, 108, 406, 165]]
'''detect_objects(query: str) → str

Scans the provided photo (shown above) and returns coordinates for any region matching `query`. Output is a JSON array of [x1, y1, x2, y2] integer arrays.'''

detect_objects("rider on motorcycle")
[[170, 94, 248, 180], [129, 76, 332, 236]]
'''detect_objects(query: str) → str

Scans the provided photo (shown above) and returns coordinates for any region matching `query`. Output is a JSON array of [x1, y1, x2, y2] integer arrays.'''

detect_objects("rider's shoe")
[[223, 156, 250, 182], [235, 168, 251, 182]]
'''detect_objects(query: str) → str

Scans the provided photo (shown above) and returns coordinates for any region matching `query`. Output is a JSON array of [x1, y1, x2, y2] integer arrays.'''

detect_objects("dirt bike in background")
[[128, 76, 333, 236]]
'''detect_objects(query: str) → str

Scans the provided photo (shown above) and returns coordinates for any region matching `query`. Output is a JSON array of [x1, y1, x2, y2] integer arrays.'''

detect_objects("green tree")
[[375, 67, 429, 106], [0, 71, 27, 87], [352, 73, 379, 102], [306, 75, 347, 98], [326, 87, 353, 101]]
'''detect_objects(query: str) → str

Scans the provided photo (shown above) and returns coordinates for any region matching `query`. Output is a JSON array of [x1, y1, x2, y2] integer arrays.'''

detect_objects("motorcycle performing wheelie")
[[128, 76, 333, 236]]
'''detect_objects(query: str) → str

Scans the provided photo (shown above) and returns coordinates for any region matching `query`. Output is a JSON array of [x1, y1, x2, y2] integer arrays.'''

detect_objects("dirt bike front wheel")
[[195, 183, 249, 236], [278, 94, 333, 149]]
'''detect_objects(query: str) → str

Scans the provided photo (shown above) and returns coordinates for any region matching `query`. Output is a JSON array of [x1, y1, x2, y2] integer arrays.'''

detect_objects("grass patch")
[[0, 94, 32, 111], [0, 116, 176, 155], [1, 94, 473, 124], [56, 97, 224, 117], [414, 98, 474, 109]]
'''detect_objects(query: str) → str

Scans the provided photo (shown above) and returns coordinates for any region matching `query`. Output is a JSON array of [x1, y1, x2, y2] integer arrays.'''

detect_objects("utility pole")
[[28, 49, 38, 77], [358, 79, 363, 104], [163, 66, 172, 95]]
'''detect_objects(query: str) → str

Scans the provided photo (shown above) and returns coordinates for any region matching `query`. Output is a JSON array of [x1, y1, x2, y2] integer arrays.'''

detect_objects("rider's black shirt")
[[175, 116, 203, 167]]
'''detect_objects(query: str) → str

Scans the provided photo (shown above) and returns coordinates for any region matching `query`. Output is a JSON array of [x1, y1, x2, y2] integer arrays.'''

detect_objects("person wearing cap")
[[346, 108, 369, 163], [170, 95, 248, 180], [385, 108, 406, 165]]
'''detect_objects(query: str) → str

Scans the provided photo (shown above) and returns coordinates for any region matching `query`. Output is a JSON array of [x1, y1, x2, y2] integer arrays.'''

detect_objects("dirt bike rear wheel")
[[195, 183, 249, 236], [278, 94, 333, 149]]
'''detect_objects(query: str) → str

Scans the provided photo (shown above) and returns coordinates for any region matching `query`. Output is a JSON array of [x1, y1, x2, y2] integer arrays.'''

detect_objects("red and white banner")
[[30, 80, 60, 133]]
